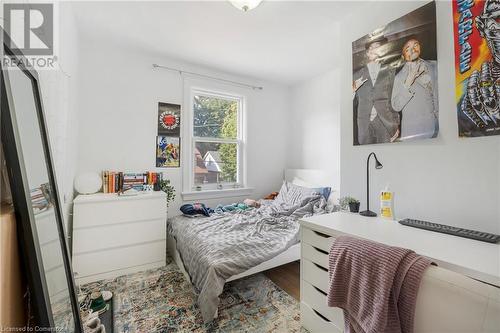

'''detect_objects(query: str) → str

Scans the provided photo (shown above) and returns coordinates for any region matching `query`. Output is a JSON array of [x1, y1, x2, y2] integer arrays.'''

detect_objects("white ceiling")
[[71, 1, 365, 84]]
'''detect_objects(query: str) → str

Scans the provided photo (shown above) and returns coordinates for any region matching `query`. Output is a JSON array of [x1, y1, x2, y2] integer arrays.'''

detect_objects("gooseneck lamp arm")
[[366, 152, 374, 212], [360, 152, 383, 217]]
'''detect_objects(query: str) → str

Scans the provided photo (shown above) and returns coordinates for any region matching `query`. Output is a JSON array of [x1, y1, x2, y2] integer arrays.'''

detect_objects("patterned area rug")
[[80, 257, 302, 332]]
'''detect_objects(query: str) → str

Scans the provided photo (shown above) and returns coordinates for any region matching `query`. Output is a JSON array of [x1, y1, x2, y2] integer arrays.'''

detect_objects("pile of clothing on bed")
[[168, 181, 332, 322], [179, 199, 260, 217]]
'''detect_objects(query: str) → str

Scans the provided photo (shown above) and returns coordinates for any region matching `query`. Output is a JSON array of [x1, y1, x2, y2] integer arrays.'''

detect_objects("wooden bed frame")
[[167, 168, 331, 284]]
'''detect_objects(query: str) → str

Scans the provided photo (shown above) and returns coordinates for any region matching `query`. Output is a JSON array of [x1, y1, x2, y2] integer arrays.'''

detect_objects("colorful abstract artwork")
[[156, 136, 180, 168], [453, 0, 500, 137]]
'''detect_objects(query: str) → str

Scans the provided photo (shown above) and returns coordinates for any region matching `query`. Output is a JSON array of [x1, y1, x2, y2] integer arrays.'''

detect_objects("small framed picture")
[[158, 103, 181, 136], [156, 136, 180, 168]]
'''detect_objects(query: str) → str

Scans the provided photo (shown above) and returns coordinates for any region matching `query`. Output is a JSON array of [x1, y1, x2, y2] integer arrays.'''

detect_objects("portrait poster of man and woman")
[[352, 1, 439, 145]]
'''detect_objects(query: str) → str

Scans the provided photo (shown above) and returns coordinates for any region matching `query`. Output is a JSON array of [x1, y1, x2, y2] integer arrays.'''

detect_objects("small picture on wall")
[[158, 102, 181, 136], [156, 136, 180, 168], [352, 1, 438, 145]]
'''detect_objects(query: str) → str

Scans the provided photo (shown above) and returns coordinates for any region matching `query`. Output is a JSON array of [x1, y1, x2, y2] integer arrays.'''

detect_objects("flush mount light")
[[229, 0, 263, 12]]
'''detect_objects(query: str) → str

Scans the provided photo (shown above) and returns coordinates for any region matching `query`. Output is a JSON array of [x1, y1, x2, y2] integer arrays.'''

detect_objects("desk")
[[300, 212, 500, 287], [299, 212, 500, 333]]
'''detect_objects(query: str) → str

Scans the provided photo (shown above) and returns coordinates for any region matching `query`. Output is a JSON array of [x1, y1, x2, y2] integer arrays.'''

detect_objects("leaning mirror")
[[1, 40, 82, 331]]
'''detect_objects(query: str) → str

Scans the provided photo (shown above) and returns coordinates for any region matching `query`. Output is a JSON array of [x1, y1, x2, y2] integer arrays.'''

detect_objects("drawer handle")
[[313, 230, 331, 239], [313, 246, 328, 255], [314, 285, 327, 296], [313, 262, 328, 272], [313, 309, 331, 322]]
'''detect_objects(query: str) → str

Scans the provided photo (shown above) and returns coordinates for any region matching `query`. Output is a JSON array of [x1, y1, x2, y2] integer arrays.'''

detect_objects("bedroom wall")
[[75, 38, 290, 216], [288, 69, 341, 202], [290, 1, 499, 233], [338, 1, 499, 233]]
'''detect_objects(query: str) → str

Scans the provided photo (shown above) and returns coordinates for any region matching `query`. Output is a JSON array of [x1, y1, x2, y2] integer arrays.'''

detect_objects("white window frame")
[[182, 83, 251, 200]]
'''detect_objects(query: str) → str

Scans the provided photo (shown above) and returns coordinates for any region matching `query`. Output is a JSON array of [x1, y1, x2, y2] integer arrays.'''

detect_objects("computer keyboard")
[[398, 218, 500, 244]]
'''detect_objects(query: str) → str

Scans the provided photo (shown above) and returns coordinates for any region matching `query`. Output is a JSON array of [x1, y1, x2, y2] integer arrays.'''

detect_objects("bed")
[[167, 169, 333, 322]]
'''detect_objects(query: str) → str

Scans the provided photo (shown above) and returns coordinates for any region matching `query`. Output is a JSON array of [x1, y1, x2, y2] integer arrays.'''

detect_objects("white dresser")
[[72, 192, 167, 284], [299, 212, 500, 333]]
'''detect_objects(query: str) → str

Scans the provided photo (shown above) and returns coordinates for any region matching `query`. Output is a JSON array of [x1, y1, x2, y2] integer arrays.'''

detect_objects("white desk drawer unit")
[[302, 243, 328, 268], [302, 281, 344, 328], [302, 259, 329, 293], [300, 226, 344, 333], [72, 192, 167, 284], [302, 227, 335, 252], [299, 212, 500, 333], [301, 302, 342, 333]]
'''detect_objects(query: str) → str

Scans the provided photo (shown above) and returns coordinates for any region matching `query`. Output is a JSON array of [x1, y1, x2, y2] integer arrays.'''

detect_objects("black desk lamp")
[[359, 152, 383, 217]]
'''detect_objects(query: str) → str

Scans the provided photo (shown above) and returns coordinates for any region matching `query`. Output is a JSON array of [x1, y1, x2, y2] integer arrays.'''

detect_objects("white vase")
[[74, 172, 102, 194]]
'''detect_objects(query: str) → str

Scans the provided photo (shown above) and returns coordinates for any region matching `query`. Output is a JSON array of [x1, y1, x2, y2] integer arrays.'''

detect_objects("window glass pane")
[[193, 95, 238, 139], [194, 142, 237, 185]]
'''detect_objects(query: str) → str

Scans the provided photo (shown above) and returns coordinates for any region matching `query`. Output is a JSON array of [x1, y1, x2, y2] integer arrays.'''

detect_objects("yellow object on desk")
[[380, 187, 395, 219]]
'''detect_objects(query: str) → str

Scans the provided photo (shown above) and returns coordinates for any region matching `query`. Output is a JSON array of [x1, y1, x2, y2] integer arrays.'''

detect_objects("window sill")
[[182, 187, 254, 201]]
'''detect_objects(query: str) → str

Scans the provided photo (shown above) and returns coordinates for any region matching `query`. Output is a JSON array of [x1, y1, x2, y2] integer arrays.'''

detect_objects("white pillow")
[[291, 176, 336, 209], [291, 176, 317, 188], [275, 181, 319, 206]]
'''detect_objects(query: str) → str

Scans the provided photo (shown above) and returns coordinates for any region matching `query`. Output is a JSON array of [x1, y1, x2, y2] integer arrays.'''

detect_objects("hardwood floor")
[[263, 260, 300, 301]]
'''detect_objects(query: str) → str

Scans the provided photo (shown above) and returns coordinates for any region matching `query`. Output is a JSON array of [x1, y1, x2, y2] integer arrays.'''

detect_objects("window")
[[189, 90, 244, 191]]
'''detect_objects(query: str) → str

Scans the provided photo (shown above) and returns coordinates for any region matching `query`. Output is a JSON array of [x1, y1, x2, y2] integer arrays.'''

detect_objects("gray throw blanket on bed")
[[168, 195, 327, 322]]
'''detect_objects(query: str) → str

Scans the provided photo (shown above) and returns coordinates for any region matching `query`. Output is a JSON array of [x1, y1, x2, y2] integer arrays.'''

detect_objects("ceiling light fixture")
[[229, 0, 263, 12]]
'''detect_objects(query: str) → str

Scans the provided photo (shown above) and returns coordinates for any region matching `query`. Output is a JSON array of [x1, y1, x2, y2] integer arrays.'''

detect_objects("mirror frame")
[[1, 34, 83, 332]]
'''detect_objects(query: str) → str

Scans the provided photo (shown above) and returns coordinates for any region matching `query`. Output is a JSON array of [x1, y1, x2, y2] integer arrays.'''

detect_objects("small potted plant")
[[338, 196, 360, 213]]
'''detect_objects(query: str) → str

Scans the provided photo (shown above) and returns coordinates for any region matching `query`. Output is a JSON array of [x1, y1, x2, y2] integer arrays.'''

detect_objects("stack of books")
[[122, 173, 144, 192], [102, 171, 163, 193], [30, 187, 49, 211]]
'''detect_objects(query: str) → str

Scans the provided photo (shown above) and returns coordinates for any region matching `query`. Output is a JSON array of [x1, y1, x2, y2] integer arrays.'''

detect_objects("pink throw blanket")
[[327, 236, 433, 333]]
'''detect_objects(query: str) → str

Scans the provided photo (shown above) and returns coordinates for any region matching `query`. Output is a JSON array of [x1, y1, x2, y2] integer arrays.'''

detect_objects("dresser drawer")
[[301, 301, 343, 333], [303, 259, 329, 293], [45, 265, 68, 299], [73, 196, 166, 228], [302, 227, 335, 252], [303, 281, 344, 329], [303, 242, 329, 269], [72, 218, 166, 255], [34, 209, 59, 246], [72, 240, 165, 278], [39, 241, 64, 272]]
